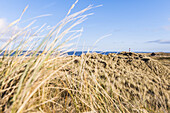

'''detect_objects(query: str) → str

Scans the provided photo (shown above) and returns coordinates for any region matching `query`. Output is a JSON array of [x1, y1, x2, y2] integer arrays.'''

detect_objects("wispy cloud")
[[0, 18, 21, 42], [0, 18, 8, 33], [147, 39, 170, 44]]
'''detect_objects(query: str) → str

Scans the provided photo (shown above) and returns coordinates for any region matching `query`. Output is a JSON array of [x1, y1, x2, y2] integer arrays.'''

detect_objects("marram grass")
[[0, 1, 169, 113]]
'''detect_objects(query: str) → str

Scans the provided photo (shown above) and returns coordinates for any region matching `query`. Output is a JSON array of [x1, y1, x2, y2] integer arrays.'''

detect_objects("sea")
[[0, 51, 152, 57]]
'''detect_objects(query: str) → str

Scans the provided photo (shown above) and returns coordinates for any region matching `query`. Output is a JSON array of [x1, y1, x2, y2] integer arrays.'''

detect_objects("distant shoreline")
[[0, 51, 170, 57]]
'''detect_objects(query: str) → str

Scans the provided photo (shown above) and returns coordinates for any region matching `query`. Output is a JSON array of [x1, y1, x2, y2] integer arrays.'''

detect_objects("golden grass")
[[0, 1, 169, 113]]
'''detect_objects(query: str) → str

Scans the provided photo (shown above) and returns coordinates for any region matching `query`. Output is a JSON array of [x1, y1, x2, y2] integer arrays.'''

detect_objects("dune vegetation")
[[0, 1, 169, 113]]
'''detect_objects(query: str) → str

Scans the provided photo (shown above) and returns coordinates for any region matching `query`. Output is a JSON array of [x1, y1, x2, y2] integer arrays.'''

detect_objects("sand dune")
[[59, 52, 170, 112]]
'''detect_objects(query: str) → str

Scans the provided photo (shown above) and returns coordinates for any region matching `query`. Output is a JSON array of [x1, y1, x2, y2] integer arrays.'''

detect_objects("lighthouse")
[[129, 48, 131, 52]]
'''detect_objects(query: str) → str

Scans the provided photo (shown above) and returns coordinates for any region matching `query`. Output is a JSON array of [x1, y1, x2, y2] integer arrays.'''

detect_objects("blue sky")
[[0, 0, 170, 52]]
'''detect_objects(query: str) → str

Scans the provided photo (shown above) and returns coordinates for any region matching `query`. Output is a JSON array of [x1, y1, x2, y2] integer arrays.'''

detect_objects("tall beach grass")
[[0, 1, 169, 113]]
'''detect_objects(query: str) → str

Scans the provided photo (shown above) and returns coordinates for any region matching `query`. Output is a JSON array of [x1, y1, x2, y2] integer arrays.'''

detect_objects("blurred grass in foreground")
[[0, 1, 169, 113]]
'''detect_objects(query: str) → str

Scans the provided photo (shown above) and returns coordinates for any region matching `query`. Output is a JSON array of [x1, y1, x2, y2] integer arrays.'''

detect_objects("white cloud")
[[0, 18, 8, 32], [0, 18, 21, 42]]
